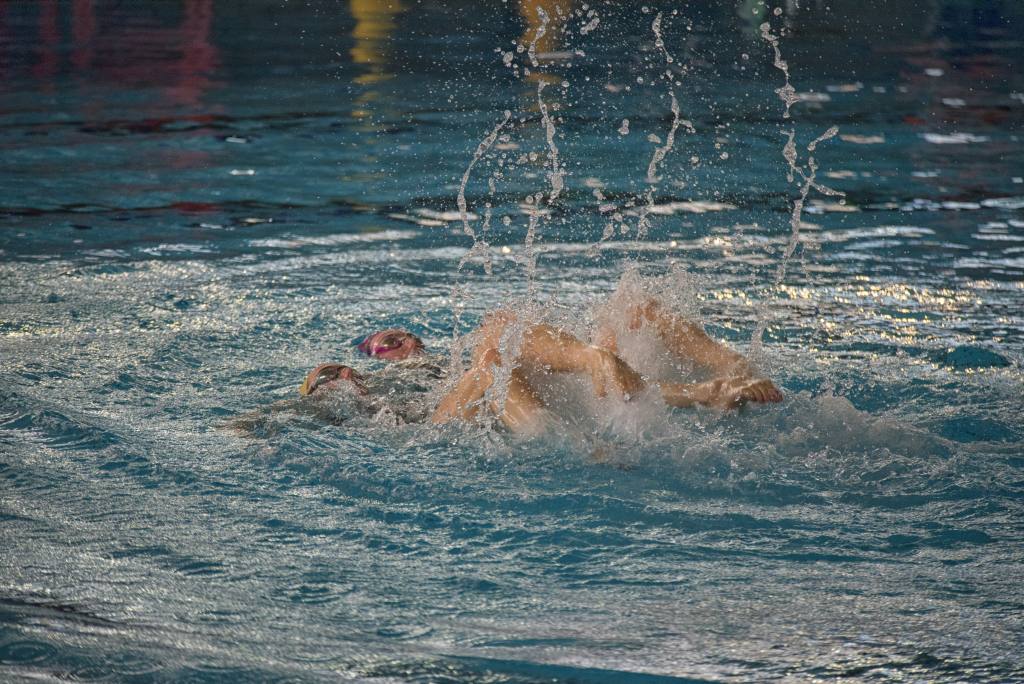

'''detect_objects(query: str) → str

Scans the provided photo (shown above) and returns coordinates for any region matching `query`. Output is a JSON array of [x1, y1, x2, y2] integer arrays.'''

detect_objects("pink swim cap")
[[356, 329, 425, 361]]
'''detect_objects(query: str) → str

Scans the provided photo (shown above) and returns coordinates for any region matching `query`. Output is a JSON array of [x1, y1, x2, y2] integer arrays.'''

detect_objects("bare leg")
[[519, 323, 645, 399], [431, 347, 501, 424], [432, 311, 647, 431], [431, 342, 550, 431], [628, 298, 752, 376], [596, 297, 782, 407], [500, 367, 549, 434], [465, 309, 645, 399]]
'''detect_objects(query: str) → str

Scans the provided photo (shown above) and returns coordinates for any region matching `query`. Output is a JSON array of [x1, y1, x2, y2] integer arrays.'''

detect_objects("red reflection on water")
[[171, 201, 220, 213], [7, 0, 221, 110], [0, 0, 230, 207], [85, 0, 221, 109], [32, 0, 59, 87], [84, 1, 223, 188], [71, 0, 96, 72], [167, 0, 218, 108]]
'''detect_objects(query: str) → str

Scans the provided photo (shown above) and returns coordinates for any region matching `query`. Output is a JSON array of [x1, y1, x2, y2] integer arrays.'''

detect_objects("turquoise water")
[[2, 1, 1023, 681]]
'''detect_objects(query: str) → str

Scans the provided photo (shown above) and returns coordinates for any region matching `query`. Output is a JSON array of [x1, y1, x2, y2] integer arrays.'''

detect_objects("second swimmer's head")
[[356, 329, 425, 361]]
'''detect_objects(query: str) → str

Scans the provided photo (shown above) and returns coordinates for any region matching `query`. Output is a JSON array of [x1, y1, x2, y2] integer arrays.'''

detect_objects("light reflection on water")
[[1, 1, 1023, 682]]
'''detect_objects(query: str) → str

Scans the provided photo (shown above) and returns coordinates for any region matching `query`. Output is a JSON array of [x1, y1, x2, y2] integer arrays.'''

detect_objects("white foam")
[[840, 134, 885, 145], [415, 208, 480, 222], [922, 132, 989, 144], [631, 201, 736, 215]]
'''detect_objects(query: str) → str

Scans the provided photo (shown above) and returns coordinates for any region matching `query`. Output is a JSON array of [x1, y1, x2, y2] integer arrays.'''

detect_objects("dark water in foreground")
[[1, 1, 1023, 681]]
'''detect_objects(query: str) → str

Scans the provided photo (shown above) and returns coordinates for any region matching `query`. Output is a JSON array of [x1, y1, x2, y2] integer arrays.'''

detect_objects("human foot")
[[709, 377, 783, 409]]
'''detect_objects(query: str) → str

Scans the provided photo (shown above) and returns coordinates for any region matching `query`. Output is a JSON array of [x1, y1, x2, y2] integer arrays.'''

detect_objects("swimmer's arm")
[[643, 308, 783, 405], [658, 381, 719, 408], [431, 349, 499, 423], [473, 316, 627, 382], [520, 324, 603, 373], [661, 378, 782, 409]]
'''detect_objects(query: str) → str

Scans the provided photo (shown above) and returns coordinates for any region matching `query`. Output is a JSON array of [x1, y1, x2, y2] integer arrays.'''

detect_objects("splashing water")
[[636, 13, 689, 240], [537, 81, 565, 204], [760, 20, 800, 118], [750, 15, 845, 354], [526, 4, 548, 69], [457, 110, 512, 275]]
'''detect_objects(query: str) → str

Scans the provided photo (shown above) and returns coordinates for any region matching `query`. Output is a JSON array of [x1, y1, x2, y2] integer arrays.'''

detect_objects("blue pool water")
[[2, 1, 1023, 681]]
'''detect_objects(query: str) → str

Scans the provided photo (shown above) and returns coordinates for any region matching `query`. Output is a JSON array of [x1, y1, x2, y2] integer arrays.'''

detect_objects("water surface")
[[1, 1, 1023, 681]]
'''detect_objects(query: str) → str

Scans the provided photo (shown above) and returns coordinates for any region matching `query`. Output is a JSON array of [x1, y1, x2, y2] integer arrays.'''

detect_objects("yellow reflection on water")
[[350, 0, 403, 86], [346, 0, 406, 185], [518, 0, 573, 89]]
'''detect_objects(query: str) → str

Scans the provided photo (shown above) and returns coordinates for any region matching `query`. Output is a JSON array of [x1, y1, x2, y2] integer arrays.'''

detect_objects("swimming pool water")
[[1, 1, 1023, 681]]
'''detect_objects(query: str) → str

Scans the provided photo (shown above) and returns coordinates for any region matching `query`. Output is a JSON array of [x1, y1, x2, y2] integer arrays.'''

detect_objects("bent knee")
[[627, 297, 662, 328], [480, 308, 518, 331]]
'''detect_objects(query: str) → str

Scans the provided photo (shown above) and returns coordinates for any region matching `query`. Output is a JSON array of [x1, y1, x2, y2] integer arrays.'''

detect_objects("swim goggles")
[[356, 329, 424, 360], [299, 363, 367, 396]]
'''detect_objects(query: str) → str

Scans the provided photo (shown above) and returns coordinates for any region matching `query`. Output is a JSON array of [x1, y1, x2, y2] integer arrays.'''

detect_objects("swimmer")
[[302, 329, 442, 422], [299, 330, 437, 397], [227, 330, 438, 436]]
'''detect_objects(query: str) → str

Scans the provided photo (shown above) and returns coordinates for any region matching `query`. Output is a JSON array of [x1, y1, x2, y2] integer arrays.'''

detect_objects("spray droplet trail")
[[753, 20, 845, 353], [527, 5, 549, 68], [457, 110, 513, 276], [637, 12, 689, 241], [760, 21, 800, 119], [537, 81, 564, 204]]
